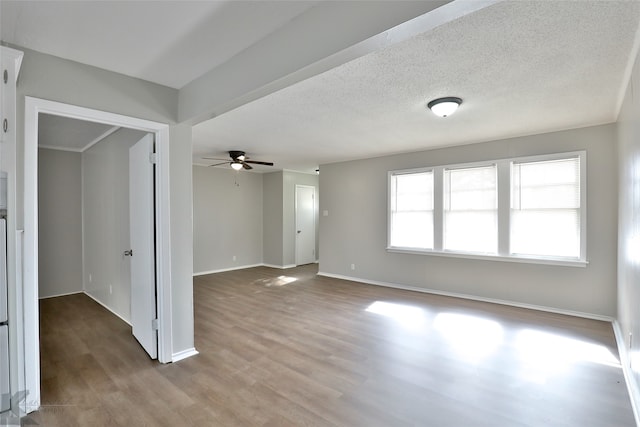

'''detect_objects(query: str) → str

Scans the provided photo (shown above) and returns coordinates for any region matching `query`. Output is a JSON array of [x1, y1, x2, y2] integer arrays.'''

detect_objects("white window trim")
[[387, 151, 587, 267]]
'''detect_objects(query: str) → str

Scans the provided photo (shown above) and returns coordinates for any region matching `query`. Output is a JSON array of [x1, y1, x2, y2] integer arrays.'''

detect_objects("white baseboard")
[[193, 263, 263, 276], [613, 320, 640, 426], [262, 263, 296, 269], [83, 291, 132, 326], [38, 290, 83, 299], [172, 347, 199, 363], [317, 271, 614, 323]]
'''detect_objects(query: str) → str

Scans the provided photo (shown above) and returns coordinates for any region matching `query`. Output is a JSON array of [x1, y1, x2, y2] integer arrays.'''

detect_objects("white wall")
[[82, 128, 146, 322], [14, 47, 194, 356], [617, 44, 640, 411], [193, 166, 263, 274], [37, 148, 82, 298], [319, 124, 618, 317]]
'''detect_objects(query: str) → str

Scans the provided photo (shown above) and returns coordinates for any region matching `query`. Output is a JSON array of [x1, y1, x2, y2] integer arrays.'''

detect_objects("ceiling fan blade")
[[202, 157, 231, 161], [242, 162, 253, 170], [244, 160, 274, 166], [208, 162, 229, 167]]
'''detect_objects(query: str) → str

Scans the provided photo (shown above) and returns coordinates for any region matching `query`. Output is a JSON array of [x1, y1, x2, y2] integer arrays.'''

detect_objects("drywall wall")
[[263, 171, 284, 266], [37, 148, 83, 298], [14, 47, 194, 356], [82, 128, 146, 322], [319, 123, 617, 317], [617, 44, 640, 411], [261, 170, 319, 267], [193, 166, 263, 274], [283, 171, 319, 266]]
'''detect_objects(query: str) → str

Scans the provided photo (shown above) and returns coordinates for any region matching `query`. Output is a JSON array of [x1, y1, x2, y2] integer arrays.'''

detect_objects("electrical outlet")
[[233, 255, 237, 262], [109, 284, 113, 295], [89, 274, 92, 283], [350, 263, 356, 271]]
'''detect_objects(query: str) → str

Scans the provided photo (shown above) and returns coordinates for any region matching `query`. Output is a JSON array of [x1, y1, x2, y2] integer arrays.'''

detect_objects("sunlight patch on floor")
[[433, 312, 504, 364], [516, 329, 620, 384], [365, 301, 429, 330], [262, 276, 299, 287]]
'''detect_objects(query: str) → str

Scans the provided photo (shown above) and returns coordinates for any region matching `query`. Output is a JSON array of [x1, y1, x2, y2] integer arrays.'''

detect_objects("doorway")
[[295, 185, 316, 266], [23, 97, 173, 411]]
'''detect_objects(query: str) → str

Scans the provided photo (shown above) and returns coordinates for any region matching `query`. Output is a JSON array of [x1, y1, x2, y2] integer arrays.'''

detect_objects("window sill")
[[386, 247, 588, 268]]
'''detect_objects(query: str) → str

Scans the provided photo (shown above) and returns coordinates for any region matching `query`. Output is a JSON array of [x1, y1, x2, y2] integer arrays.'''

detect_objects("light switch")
[[323, 210, 329, 217]]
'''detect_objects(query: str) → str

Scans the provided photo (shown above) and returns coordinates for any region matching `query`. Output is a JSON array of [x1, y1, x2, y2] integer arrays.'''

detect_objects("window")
[[388, 151, 586, 266], [389, 170, 433, 249], [511, 157, 580, 258], [444, 165, 497, 254]]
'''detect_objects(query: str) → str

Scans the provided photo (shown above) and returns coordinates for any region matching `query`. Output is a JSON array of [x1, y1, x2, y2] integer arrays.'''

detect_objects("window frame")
[[387, 151, 587, 267]]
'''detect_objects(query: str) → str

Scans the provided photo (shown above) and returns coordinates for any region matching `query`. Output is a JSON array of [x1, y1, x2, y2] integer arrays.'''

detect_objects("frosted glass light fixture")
[[427, 97, 462, 117], [231, 161, 243, 171]]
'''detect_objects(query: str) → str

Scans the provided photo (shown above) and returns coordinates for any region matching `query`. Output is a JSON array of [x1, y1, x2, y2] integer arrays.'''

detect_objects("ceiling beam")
[[179, 0, 502, 125]]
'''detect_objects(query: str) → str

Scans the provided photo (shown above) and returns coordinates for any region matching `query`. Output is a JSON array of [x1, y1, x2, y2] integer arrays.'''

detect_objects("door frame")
[[294, 184, 316, 266], [23, 97, 173, 411]]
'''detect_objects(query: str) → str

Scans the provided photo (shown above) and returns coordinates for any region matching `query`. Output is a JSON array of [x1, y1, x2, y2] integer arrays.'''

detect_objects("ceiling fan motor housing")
[[229, 150, 246, 161]]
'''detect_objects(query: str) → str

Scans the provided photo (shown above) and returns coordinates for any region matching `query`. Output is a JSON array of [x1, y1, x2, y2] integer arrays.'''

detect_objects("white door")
[[295, 185, 316, 265], [129, 134, 157, 359]]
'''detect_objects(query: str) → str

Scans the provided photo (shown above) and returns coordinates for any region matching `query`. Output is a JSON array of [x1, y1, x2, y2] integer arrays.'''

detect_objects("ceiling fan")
[[203, 150, 274, 171]]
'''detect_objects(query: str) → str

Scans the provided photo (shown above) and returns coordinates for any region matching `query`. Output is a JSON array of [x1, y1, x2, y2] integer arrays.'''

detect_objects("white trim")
[[193, 263, 302, 276], [38, 291, 83, 299], [317, 271, 613, 322], [83, 291, 131, 326], [388, 151, 587, 265], [38, 126, 121, 153], [263, 263, 296, 269], [295, 184, 316, 266], [172, 348, 199, 362], [81, 126, 121, 152], [193, 263, 263, 276], [24, 97, 174, 412], [386, 247, 588, 268], [613, 320, 640, 427]]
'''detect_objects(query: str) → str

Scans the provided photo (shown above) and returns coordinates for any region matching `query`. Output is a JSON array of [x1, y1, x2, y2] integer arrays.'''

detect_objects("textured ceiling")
[[1, 0, 317, 89], [193, 1, 640, 173]]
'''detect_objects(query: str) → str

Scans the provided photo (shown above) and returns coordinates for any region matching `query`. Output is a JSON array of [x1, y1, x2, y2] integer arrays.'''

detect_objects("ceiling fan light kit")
[[427, 97, 462, 117], [203, 150, 274, 171]]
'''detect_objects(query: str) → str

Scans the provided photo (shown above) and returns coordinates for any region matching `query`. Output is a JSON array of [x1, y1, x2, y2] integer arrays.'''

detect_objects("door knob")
[[124, 249, 133, 256], [297, 230, 302, 234]]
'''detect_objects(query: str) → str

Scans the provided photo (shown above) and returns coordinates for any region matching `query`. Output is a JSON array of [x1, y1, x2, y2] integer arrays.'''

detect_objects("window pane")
[[511, 157, 580, 258], [390, 171, 433, 249], [444, 165, 497, 253], [391, 211, 434, 248]]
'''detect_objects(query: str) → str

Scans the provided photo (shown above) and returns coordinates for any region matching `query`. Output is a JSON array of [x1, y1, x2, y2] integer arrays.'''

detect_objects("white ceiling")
[[1, 0, 317, 89], [38, 114, 118, 152], [4, 1, 640, 174]]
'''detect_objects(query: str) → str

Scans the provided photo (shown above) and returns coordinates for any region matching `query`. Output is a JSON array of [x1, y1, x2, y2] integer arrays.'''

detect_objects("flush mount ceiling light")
[[427, 97, 462, 117]]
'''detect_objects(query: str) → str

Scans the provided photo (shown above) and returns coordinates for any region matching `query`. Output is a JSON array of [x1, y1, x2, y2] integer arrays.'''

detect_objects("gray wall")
[[15, 47, 194, 356], [82, 128, 145, 322], [37, 148, 83, 298], [261, 170, 319, 268], [192, 169, 319, 271], [263, 171, 284, 266], [617, 45, 640, 406], [319, 124, 618, 317], [193, 166, 263, 274]]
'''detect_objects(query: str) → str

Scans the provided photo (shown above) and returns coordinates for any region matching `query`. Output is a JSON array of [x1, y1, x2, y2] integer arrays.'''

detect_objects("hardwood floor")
[[30, 264, 635, 426]]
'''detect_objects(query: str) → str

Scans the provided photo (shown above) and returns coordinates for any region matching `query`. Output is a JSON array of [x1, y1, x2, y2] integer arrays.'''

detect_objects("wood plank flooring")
[[30, 264, 635, 426]]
